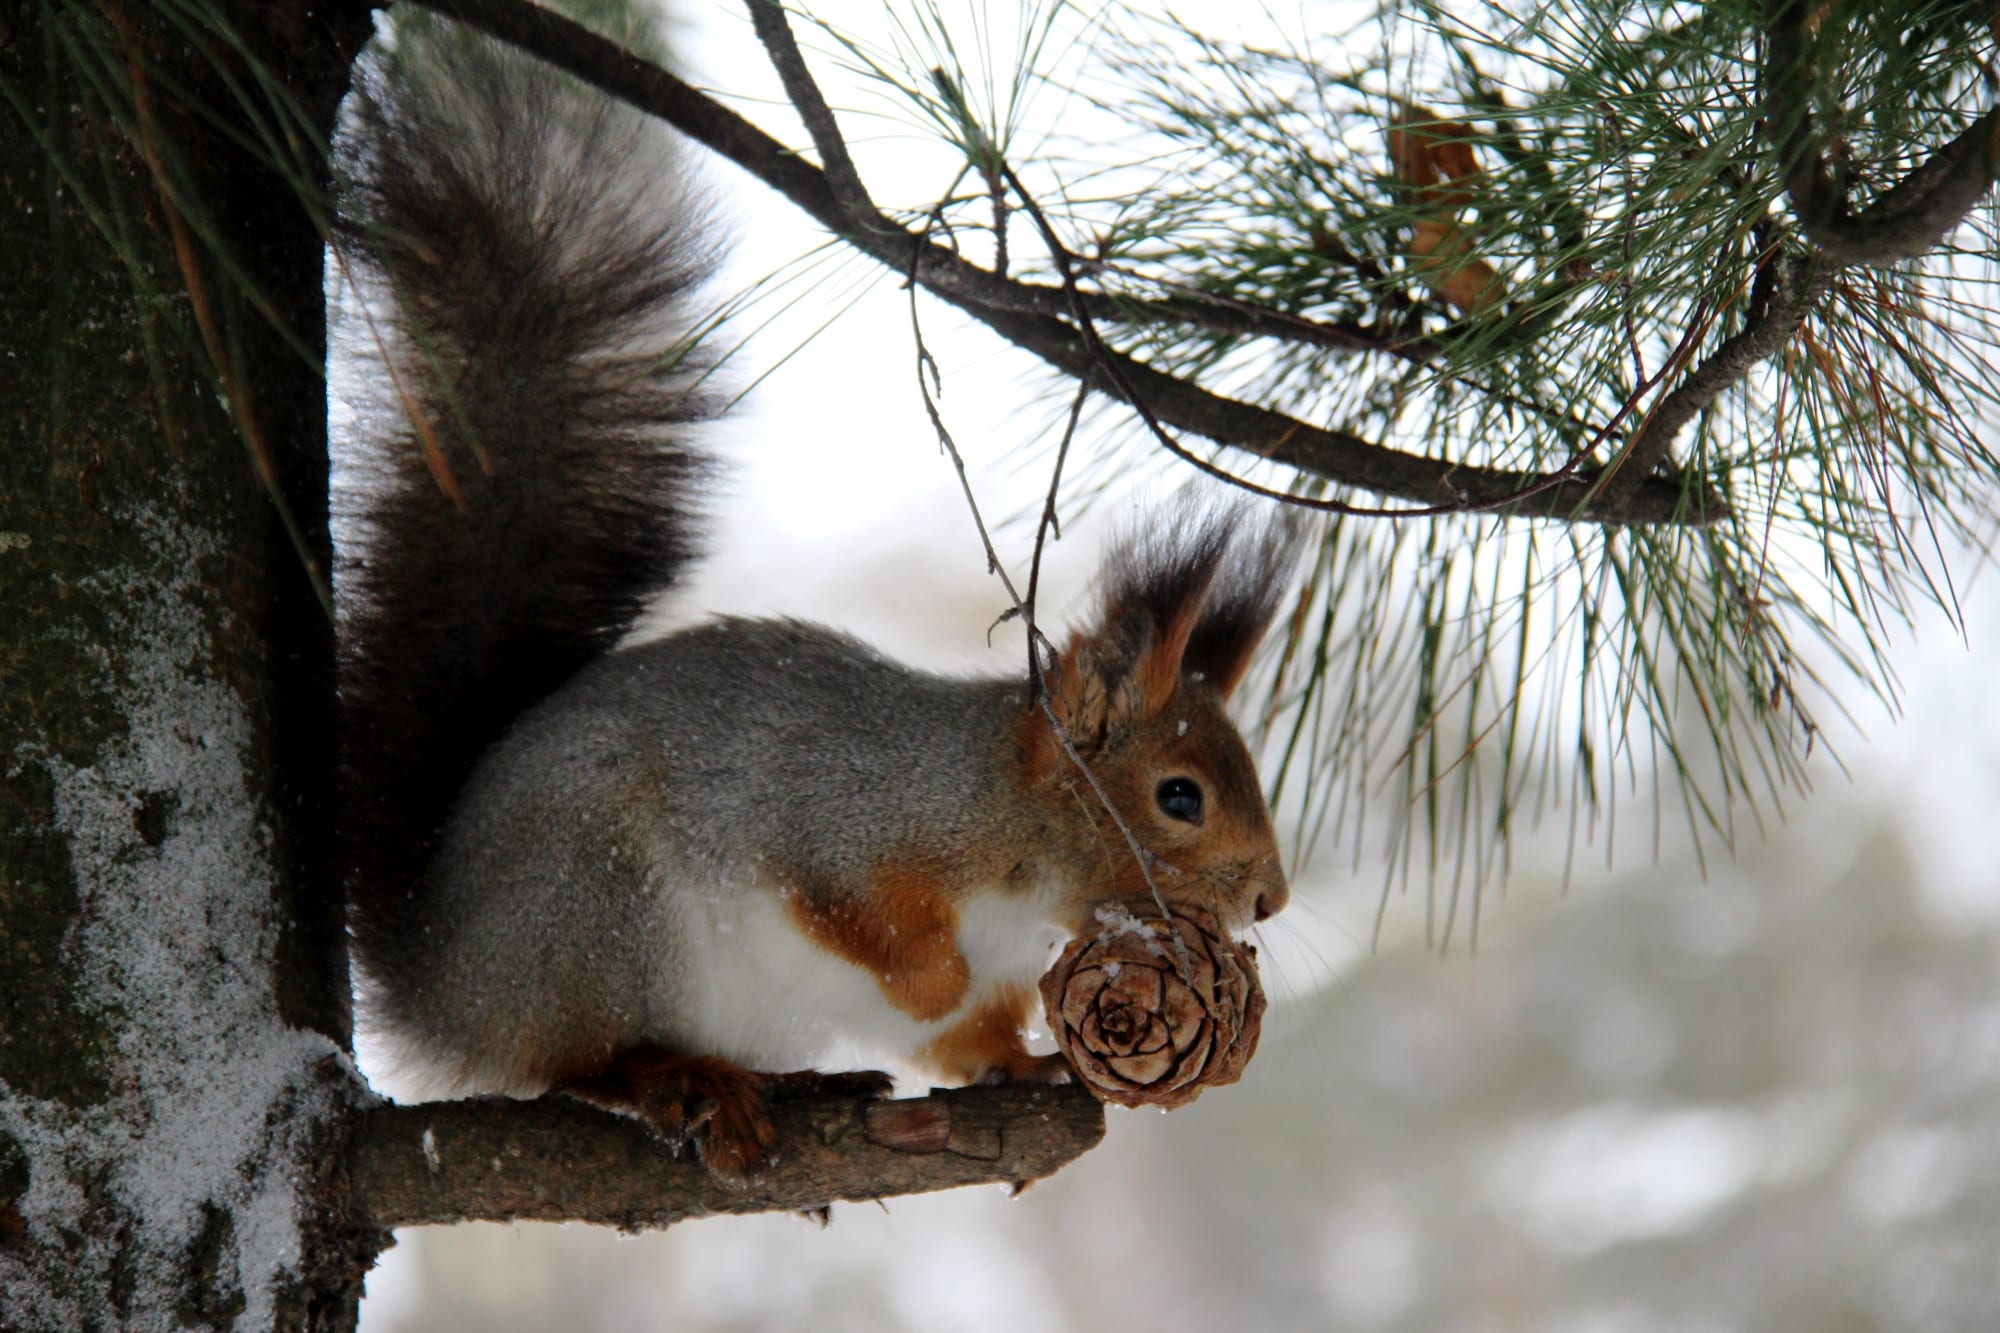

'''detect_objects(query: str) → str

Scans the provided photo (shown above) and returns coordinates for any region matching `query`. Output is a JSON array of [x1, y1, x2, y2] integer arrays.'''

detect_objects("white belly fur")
[[672, 880, 1068, 1077]]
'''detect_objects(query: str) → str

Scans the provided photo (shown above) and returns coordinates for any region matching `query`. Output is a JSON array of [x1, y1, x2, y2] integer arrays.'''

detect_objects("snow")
[[1090, 902, 1171, 958], [0, 501, 350, 1330]]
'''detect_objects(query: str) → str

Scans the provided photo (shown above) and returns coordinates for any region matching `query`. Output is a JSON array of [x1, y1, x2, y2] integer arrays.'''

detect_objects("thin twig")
[[904, 203, 1192, 979], [1034, 693, 1197, 981], [1023, 378, 1090, 693], [904, 209, 1023, 607]]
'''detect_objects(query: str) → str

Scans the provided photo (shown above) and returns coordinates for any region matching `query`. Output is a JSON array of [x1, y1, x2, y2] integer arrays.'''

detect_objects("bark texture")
[[0, 3, 374, 1328]]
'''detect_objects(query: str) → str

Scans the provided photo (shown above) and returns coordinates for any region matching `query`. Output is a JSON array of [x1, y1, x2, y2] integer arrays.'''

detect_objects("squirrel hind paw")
[[558, 1047, 779, 1178]]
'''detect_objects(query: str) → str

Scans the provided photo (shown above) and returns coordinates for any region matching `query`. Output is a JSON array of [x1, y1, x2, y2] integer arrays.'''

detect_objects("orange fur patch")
[[784, 867, 971, 1022], [915, 982, 1054, 1085]]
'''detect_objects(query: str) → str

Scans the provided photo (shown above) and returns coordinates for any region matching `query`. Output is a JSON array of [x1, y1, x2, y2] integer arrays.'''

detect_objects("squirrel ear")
[[1183, 513, 1299, 700], [1044, 544, 1216, 745], [1107, 507, 1297, 705], [1043, 628, 1181, 753], [1181, 532, 1294, 700], [1123, 559, 1218, 718], [1045, 637, 1110, 748], [1042, 507, 1297, 739]]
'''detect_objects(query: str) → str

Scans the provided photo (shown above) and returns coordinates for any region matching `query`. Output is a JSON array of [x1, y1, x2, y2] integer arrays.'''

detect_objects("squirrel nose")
[[1254, 886, 1286, 922]]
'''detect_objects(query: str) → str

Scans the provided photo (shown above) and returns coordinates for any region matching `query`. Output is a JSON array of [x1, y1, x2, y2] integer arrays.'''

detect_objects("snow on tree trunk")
[[0, 505, 362, 1327], [0, 4, 377, 1328]]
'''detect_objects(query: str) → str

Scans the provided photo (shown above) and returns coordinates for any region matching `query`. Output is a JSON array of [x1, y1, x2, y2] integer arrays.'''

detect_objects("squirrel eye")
[[1155, 777, 1205, 825]]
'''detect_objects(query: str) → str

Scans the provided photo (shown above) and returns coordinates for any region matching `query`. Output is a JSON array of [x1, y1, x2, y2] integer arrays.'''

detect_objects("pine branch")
[[347, 1083, 1104, 1230], [1613, 255, 1828, 485], [1765, 0, 2000, 265], [1606, 2, 1998, 492], [407, 0, 1721, 526]]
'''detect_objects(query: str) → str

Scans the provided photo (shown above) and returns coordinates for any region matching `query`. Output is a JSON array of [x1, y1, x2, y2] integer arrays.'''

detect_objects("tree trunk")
[[0, 3, 375, 1327]]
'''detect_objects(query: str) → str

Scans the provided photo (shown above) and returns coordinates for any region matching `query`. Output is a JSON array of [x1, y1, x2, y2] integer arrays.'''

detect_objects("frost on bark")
[[0, 3, 376, 1328]]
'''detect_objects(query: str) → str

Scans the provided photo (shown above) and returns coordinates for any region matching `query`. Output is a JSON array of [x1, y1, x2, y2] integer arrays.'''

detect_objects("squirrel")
[[333, 11, 1294, 1176]]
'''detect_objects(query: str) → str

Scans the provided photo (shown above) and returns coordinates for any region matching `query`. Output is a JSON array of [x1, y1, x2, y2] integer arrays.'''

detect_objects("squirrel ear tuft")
[[1181, 517, 1298, 700], [1047, 506, 1298, 740]]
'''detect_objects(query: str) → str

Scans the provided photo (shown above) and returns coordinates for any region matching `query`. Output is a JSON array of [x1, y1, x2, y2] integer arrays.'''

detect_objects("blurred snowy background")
[[352, 2, 2000, 1328]]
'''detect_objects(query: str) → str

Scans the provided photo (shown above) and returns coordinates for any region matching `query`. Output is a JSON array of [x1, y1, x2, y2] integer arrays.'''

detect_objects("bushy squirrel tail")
[[332, 14, 722, 968]]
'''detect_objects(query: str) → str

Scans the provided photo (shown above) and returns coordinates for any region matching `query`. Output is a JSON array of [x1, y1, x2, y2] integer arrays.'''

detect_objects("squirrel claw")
[[969, 1051, 1072, 1086], [681, 1094, 720, 1135]]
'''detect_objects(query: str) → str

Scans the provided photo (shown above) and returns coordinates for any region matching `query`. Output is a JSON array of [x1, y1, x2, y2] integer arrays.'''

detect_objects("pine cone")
[[1039, 903, 1265, 1109]]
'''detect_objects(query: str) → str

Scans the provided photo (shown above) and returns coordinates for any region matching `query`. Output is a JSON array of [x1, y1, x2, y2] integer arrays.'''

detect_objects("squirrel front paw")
[[976, 1051, 1073, 1086], [917, 984, 1072, 1087]]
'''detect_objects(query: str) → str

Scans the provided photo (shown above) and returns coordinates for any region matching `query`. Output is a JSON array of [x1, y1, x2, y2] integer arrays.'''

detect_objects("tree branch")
[[409, 0, 1721, 526], [1615, 255, 1826, 483], [996, 160, 1716, 523], [1610, 4, 1997, 494], [347, 1083, 1105, 1231], [745, 0, 881, 227], [1765, 0, 2000, 265], [410, 0, 1390, 355]]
